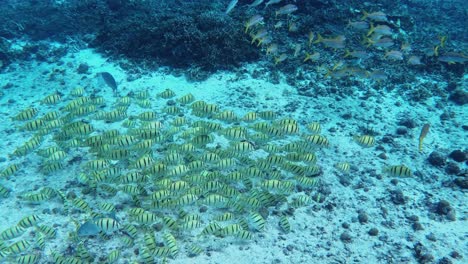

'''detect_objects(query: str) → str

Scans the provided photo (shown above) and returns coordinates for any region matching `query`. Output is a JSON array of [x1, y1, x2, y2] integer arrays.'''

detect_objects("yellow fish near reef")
[[245, 15, 264, 33], [418, 123, 430, 152], [361, 11, 388, 22], [314, 34, 346, 49]]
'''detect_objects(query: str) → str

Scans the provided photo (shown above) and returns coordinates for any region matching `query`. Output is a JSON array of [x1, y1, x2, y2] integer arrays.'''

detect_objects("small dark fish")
[[98, 72, 118, 93], [77, 221, 100, 237], [418, 123, 430, 152]]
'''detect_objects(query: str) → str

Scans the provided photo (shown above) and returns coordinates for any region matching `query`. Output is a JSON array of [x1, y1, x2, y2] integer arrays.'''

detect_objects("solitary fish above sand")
[[418, 123, 430, 152], [384, 165, 412, 177], [98, 72, 118, 94]]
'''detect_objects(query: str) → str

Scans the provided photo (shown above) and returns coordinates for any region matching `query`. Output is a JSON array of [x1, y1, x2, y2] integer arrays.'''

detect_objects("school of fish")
[[0, 81, 417, 263], [1, 1, 447, 262], [237, 1, 465, 81]]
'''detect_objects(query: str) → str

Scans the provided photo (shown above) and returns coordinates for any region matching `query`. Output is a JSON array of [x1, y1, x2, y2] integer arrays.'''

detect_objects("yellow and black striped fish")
[[335, 162, 350, 173], [94, 218, 120, 233], [13, 108, 38, 121], [384, 165, 412, 177], [353, 135, 375, 147]]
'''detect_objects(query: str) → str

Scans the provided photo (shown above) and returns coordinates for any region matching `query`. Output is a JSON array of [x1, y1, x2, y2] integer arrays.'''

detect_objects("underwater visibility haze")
[[0, 0, 467, 263]]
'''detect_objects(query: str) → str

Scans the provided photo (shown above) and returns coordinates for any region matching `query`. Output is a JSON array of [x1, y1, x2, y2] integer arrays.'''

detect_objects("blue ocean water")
[[0, 1, 467, 264]]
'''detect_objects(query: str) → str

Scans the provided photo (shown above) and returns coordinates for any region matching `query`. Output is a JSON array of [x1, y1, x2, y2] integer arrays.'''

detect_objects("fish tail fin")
[[250, 36, 256, 45], [313, 34, 323, 44], [366, 23, 375, 36], [382, 166, 389, 174], [361, 35, 369, 44], [274, 55, 287, 65], [345, 20, 351, 29], [433, 45, 440, 56], [344, 49, 351, 58], [438, 35, 447, 48], [361, 10, 369, 20], [362, 36, 373, 47], [304, 53, 311, 62], [308, 32, 315, 46], [257, 38, 264, 47]]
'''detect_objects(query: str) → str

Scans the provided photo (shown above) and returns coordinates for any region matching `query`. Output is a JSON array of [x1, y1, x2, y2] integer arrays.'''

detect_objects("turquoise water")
[[0, 1, 467, 264]]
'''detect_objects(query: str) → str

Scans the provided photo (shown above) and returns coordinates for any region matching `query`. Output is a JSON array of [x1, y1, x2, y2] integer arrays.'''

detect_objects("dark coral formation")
[[92, 6, 259, 72], [0, 0, 259, 76], [1, 0, 466, 85]]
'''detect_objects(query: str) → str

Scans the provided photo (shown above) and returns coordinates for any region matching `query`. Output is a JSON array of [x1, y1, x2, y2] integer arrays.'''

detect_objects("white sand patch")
[[0, 47, 466, 263]]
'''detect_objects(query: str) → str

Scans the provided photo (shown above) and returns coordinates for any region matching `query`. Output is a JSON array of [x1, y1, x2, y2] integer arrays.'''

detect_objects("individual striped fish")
[[384, 165, 412, 177], [177, 93, 195, 104], [353, 135, 375, 147], [418, 123, 430, 152], [305, 135, 329, 147], [163, 232, 178, 257], [107, 250, 121, 263], [201, 222, 221, 236], [236, 230, 253, 240], [335, 162, 350, 173], [38, 225, 57, 238], [1, 164, 19, 178], [41, 93, 61, 104], [0, 184, 10, 197], [12, 108, 38, 121], [71, 86, 85, 96], [247, 212, 265, 231], [307, 122, 321, 134], [1, 225, 25, 240], [159, 88, 176, 99], [18, 215, 41, 228], [9, 240, 30, 254], [94, 218, 120, 233], [188, 244, 204, 256], [16, 254, 40, 264], [279, 215, 291, 233]]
